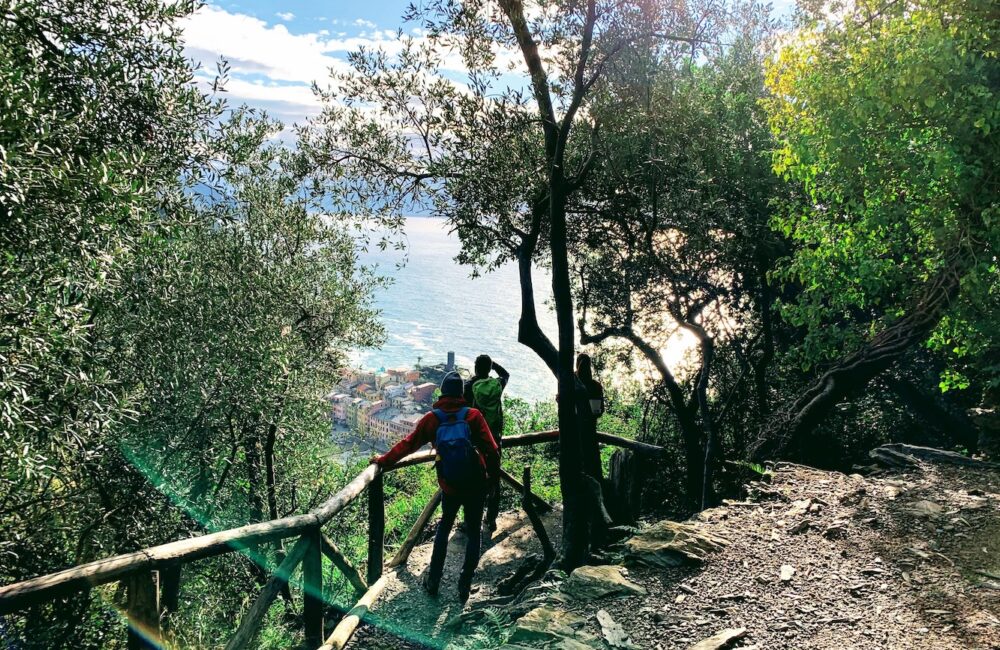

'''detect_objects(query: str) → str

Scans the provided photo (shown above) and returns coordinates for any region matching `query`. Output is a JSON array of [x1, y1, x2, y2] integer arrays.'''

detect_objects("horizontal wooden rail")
[[319, 570, 395, 650], [0, 430, 660, 616], [0, 513, 320, 614], [597, 432, 664, 456]]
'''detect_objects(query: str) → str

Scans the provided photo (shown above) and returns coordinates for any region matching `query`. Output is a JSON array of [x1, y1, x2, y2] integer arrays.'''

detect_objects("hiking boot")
[[457, 575, 472, 605], [421, 572, 439, 597]]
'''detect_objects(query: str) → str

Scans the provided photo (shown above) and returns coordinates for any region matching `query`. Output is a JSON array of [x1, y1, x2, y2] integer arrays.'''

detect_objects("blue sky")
[[180, 1, 796, 131], [180, 1, 426, 129]]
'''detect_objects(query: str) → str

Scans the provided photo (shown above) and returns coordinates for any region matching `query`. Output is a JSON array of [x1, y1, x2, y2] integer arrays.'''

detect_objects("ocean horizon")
[[351, 217, 560, 403]]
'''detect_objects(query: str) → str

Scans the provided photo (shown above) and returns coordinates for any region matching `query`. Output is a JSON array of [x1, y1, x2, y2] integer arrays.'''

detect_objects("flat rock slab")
[[625, 520, 728, 568], [508, 606, 603, 649], [563, 565, 647, 600], [908, 500, 946, 517], [687, 627, 747, 650], [596, 609, 640, 649]]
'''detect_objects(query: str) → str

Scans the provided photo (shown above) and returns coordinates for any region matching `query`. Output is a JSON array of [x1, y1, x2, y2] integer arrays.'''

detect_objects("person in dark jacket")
[[464, 354, 509, 533], [576, 353, 605, 418], [576, 353, 605, 480], [372, 371, 499, 604]]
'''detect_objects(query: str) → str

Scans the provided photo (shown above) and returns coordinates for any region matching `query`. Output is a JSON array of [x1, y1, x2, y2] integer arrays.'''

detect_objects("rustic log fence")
[[0, 430, 662, 649]]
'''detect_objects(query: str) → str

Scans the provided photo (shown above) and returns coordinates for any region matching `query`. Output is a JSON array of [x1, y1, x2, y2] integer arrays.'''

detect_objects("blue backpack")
[[433, 407, 482, 486]]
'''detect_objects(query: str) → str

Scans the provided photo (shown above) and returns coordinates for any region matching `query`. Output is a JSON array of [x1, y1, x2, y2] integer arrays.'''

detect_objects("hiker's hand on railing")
[[369, 455, 381, 467]]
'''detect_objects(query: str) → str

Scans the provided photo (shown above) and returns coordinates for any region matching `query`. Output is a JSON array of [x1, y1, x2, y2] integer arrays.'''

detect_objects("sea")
[[351, 217, 560, 403]]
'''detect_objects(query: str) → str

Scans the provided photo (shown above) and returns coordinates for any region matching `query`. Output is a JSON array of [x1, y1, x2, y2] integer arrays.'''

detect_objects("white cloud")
[[354, 18, 377, 29], [180, 5, 351, 85], [175, 5, 526, 126], [207, 74, 319, 108], [276, 11, 294, 21]]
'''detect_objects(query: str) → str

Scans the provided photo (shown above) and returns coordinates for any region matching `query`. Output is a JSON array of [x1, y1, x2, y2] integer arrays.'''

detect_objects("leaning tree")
[[758, 0, 1000, 457]]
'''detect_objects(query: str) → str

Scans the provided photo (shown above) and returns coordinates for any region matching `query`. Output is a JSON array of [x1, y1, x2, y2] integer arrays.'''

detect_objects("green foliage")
[[765, 0, 1000, 391], [451, 607, 515, 649], [730, 460, 773, 480], [0, 1, 386, 647]]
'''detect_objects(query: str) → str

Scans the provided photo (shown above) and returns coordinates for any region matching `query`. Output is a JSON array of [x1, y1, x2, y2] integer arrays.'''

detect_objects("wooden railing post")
[[521, 465, 555, 560], [387, 489, 442, 569], [126, 570, 161, 650], [160, 564, 181, 629], [320, 533, 367, 595], [302, 527, 323, 648], [226, 534, 312, 650], [367, 473, 385, 585]]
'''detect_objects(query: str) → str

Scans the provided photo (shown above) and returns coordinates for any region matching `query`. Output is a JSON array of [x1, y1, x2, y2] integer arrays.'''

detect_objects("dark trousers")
[[428, 489, 486, 585], [485, 431, 503, 526]]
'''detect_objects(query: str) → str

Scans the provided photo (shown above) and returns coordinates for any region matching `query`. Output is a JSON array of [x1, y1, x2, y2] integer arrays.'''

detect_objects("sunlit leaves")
[[765, 0, 1000, 385]]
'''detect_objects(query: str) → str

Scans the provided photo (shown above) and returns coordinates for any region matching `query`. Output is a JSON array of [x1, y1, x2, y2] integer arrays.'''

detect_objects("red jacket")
[[376, 396, 500, 494]]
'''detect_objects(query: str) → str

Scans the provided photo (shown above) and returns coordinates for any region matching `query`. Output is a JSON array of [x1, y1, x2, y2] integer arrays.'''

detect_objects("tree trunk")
[[681, 420, 705, 508], [688, 329, 717, 509], [263, 407, 294, 608], [754, 267, 775, 418], [242, 420, 265, 523], [549, 183, 590, 570], [515, 238, 557, 373], [607, 450, 643, 525], [756, 266, 961, 459], [499, 0, 599, 569]]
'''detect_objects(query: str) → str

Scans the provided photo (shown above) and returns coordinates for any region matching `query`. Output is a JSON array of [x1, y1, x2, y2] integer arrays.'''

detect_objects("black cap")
[[440, 371, 464, 398]]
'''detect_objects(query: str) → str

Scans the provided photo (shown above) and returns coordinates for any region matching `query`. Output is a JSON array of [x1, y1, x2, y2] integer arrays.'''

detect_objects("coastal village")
[[326, 352, 460, 446]]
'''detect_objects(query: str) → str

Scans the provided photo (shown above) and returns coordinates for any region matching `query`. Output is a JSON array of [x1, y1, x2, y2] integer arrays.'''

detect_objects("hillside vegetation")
[[1, 0, 997, 647]]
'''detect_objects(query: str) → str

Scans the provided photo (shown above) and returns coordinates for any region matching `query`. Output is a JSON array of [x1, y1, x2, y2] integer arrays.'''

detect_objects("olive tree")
[[573, 27, 784, 507], [303, 0, 750, 565]]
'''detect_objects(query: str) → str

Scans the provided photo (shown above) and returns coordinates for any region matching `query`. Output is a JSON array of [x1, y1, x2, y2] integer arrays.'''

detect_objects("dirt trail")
[[347, 506, 564, 649], [582, 462, 1000, 649], [347, 460, 999, 649]]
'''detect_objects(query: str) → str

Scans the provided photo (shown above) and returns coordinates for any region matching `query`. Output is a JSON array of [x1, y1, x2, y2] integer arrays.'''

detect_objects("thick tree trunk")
[[754, 269, 775, 418], [681, 323, 718, 508], [607, 450, 643, 525], [515, 238, 557, 373], [674, 404, 705, 508], [242, 421, 265, 523], [549, 185, 590, 570], [501, 0, 600, 569], [756, 266, 961, 459]]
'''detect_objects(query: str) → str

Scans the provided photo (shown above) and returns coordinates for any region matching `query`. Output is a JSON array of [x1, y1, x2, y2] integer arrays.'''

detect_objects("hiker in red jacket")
[[372, 371, 499, 604]]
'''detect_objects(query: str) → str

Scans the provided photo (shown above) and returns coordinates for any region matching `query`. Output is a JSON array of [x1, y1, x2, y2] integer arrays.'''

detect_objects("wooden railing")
[[0, 430, 662, 649]]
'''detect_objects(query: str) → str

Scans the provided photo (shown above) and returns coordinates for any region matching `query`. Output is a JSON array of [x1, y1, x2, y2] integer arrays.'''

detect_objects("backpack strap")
[[456, 406, 470, 421], [433, 408, 447, 423]]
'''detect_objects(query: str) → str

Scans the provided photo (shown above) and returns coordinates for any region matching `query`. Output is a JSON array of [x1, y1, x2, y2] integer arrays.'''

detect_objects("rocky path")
[[346, 457, 999, 649], [346, 506, 564, 649]]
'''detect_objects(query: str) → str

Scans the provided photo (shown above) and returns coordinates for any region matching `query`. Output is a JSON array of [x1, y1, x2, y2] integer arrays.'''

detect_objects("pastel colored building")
[[329, 393, 350, 422], [367, 408, 400, 443], [347, 398, 365, 430], [408, 382, 436, 404]]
